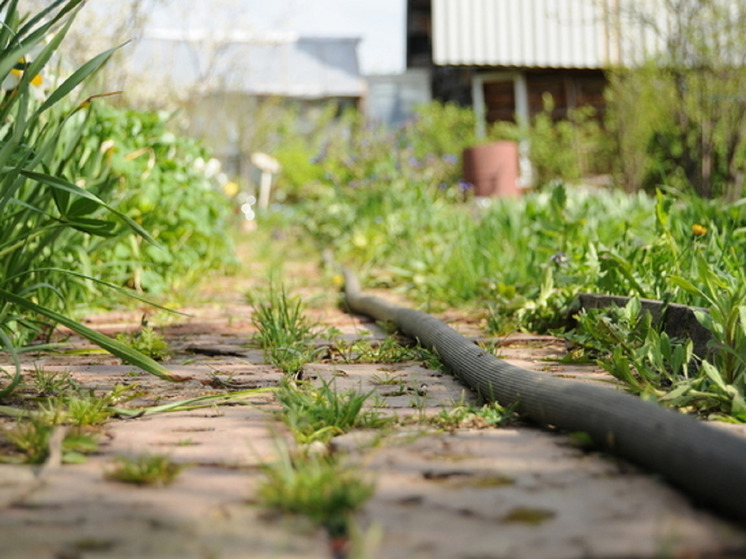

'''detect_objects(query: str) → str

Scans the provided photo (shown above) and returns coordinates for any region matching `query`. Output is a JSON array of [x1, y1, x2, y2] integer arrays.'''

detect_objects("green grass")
[[105, 454, 182, 486], [2, 415, 100, 465], [116, 325, 172, 361], [330, 336, 418, 364], [275, 378, 390, 444], [419, 401, 518, 430], [258, 444, 374, 538], [250, 285, 319, 374]]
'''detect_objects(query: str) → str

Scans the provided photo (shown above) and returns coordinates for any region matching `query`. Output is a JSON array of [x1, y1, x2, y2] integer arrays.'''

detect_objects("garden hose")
[[342, 268, 746, 523]]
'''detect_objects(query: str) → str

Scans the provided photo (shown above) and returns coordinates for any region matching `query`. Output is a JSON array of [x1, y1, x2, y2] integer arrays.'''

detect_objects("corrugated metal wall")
[[432, 0, 618, 68]]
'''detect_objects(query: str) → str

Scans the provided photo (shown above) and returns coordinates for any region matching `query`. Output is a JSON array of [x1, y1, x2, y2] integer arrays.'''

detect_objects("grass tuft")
[[276, 378, 390, 444], [258, 444, 374, 538], [251, 285, 319, 373], [105, 454, 182, 486], [116, 325, 172, 361]]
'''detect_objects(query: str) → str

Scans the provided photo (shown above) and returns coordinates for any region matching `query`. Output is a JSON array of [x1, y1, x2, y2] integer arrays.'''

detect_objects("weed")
[[501, 506, 556, 525], [258, 444, 374, 538], [370, 372, 405, 386], [2, 417, 99, 464], [3, 417, 54, 464], [403, 398, 517, 430], [379, 383, 409, 397], [672, 261, 746, 387], [116, 325, 172, 361], [31, 368, 80, 396], [251, 286, 319, 373], [413, 346, 447, 373], [59, 394, 115, 426], [275, 379, 390, 444], [332, 336, 418, 364], [569, 299, 693, 394], [105, 454, 182, 486], [40, 384, 138, 427], [567, 296, 746, 418], [409, 395, 427, 413], [59, 433, 99, 464]]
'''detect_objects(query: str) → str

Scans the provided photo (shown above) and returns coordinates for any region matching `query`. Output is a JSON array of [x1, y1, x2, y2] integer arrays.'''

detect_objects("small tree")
[[607, 0, 746, 198]]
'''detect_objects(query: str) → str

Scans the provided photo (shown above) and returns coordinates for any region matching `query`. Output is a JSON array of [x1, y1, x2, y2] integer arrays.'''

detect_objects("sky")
[[147, 0, 407, 75]]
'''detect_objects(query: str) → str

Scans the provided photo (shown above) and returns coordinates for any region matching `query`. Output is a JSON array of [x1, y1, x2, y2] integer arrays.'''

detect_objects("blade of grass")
[[111, 388, 277, 417], [35, 42, 125, 116], [0, 287, 177, 381], [10, 268, 192, 317]]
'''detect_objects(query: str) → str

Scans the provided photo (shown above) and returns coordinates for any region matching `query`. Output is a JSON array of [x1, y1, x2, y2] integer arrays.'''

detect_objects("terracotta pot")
[[462, 141, 520, 197]]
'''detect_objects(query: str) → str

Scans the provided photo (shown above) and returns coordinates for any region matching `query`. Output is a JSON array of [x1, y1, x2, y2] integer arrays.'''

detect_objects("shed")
[[407, 0, 659, 133], [130, 30, 366, 178]]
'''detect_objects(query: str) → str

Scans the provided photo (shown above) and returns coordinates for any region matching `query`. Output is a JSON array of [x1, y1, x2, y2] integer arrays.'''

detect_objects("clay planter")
[[462, 141, 520, 197]]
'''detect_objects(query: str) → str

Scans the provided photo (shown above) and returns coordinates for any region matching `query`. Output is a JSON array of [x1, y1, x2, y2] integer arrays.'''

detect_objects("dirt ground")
[[1, 256, 746, 559]]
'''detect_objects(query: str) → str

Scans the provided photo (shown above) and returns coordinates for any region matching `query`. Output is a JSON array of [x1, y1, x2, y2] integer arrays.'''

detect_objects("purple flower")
[[442, 153, 459, 164]]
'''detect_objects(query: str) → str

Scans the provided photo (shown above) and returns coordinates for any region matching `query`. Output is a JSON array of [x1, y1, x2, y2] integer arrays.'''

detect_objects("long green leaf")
[[35, 43, 124, 116], [15, 267, 192, 317], [112, 388, 276, 418], [15, 0, 84, 42], [19, 169, 161, 247], [0, 287, 178, 381], [20, 4, 77, 93]]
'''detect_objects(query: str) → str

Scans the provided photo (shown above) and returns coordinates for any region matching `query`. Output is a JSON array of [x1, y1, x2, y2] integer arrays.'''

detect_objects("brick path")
[[1, 272, 745, 558]]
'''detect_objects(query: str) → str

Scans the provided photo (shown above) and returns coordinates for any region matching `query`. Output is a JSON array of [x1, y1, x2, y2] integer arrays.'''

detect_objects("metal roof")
[[134, 31, 365, 98], [432, 0, 656, 69]]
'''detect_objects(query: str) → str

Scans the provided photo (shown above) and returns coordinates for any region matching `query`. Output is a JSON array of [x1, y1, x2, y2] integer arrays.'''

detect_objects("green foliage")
[[271, 134, 746, 419], [330, 335, 418, 364], [269, 101, 471, 207], [403, 101, 477, 161], [422, 401, 517, 430], [0, 1, 126, 350], [0, 408, 101, 464], [275, 379, 389, 444], [105, 453, 182, 486], [568, 296, 746, 419], [116, 325, 172, 361], [250, 286, 320, 374], [493, 94, 611, 188], [77, 104, 237, 293], [258, 444, 374, 538], [569, 299, 694, 394], [0, 2, 235, 386], [605, 2, 746, 197]]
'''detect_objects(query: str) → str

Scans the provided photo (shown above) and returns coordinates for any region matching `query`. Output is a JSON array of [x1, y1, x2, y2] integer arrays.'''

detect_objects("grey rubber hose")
[[343, 269, 746, 523]]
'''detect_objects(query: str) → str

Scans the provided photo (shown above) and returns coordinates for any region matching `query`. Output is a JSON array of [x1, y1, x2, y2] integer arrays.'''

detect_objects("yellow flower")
[[3, 58, 42, 90], [692, 224, 708, 236], [222, 181, 240, 197]]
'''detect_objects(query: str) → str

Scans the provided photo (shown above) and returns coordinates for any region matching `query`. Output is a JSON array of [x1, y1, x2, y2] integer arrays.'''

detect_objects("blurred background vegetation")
[[2, 1, 746, 408]]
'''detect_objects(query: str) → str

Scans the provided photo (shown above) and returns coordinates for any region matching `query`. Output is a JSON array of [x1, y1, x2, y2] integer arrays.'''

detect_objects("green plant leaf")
[[0, 329, 22, 399], [19, 169, 160, 247], [0, 287, 177, 381], [701, 360, 728, 392], [64, 217, 117, 236], [35, 42, 125, 116]]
